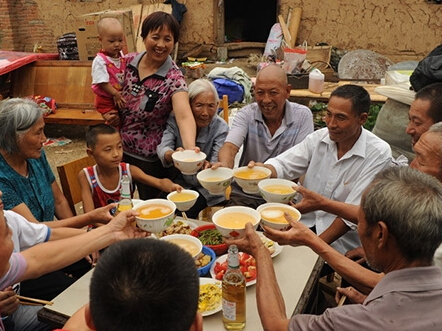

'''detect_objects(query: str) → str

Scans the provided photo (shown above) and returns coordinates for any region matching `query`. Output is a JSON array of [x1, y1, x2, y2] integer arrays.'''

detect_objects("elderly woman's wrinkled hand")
[[88, 204, 117, 224], [107, 209, 148, 240]]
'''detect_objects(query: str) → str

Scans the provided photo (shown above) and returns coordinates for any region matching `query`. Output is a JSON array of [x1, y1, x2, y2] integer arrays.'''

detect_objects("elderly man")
[[269, 122, 442, 300], [255, 84, 392, 254], [215, 64, 313, 208], [406, 82, 442, 146], [227, 166, 442, 331], [288, 83, 442, 262]]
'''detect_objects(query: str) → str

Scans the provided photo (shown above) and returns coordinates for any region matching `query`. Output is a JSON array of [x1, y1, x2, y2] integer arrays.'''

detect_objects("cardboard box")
[[76, 9, 136, 61]]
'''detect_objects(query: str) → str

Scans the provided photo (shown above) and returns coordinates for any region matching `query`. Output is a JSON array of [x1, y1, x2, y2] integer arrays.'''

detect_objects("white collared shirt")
[[265, 127, 392, 254]]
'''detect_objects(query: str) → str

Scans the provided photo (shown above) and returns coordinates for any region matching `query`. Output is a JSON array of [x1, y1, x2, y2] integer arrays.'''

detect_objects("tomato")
[[215, 270, 225, 280], [213, 252, 257, 282], [244, 266, 256, 280], [214, 261, 227, 274]]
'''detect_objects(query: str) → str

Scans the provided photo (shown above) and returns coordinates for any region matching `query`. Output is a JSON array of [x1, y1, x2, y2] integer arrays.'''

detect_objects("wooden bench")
[[11, 60, 105, 125]]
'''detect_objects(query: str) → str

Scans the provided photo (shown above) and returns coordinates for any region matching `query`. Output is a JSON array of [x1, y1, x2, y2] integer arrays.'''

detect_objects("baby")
[[91, 17, 126, 127]]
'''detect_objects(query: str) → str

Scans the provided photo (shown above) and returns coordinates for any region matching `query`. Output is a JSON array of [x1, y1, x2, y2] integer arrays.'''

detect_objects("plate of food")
[[155, 219, 198, 238], [258, 231, 283, 258], [198, 278, 222, 317], [210, 252, 257, 286]]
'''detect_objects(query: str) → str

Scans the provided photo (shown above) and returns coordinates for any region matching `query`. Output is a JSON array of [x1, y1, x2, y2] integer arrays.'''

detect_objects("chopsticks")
[[337, 295, 347, 307], [16, 295, 53, 306]]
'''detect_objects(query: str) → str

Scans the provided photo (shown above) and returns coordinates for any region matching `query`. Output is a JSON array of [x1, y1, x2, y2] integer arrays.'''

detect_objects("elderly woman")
[[157, 79, 229, 218], [0, 98, 116, 300], [0, 98, 113, 227]]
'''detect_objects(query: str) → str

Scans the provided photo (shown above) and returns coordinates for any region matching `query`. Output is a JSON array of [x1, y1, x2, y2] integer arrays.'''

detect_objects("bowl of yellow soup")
[[160, 234, 203, 259], [172, 150, 207, 175], [167, 189, 199, 212], [233, 166, 272, 194], [196, 167, 234, 195], [258, 178, 298, 204], [212, 206, 261, 239], [133, 199, 176, 233], [257, 203, 301, 231]]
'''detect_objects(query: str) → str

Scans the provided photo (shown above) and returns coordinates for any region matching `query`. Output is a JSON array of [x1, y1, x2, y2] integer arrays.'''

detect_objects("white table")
[[38, 220, 322, 330]]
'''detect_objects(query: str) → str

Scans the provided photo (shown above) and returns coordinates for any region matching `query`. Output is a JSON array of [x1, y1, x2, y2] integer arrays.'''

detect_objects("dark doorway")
[[224, 0, 277, 43]]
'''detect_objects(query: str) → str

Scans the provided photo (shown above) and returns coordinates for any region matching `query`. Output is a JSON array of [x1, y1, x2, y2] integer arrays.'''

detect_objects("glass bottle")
[[222, 245, 246, 330], [116, 174, 133, 214]]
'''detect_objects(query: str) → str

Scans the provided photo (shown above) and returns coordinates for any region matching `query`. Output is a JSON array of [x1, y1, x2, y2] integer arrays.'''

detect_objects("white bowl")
[[133, 199, 176, 233], [256, 203, 301, 231], [160, 234, 203, 259], [196, 167, 234, 195], [172, 150, 207, 175], [212, 206, 261, 239], [233, 166, 272, 194], [167, 189, 199, 212], [258, 178, 298, 204]]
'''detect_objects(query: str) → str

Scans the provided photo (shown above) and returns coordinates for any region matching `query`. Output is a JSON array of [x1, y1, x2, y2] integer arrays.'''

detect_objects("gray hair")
[[188, 79, 219, 103], [426, 122, 442, 174], [0, 98, 45, 154], [362, 166, 442, 263], [428, 122, 442, 149]]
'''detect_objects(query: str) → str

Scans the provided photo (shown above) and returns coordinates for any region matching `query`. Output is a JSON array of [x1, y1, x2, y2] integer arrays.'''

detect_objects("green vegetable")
[[199, 228, 224, 245]]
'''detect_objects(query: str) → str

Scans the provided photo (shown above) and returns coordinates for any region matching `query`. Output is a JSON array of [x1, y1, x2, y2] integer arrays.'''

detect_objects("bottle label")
[[222, 298, 236, 321]]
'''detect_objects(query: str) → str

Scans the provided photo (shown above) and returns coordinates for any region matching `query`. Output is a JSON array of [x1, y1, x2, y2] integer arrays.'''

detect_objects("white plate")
[[210, 253, 257, 287], [152, 219, 198, 238], [199, 278, 222, 317], [258, 231, 283, 258], [209, 234, 282, 287]]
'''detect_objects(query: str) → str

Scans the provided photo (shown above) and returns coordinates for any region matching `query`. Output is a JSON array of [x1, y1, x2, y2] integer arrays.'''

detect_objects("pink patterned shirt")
[[119, 52, 187, 160]]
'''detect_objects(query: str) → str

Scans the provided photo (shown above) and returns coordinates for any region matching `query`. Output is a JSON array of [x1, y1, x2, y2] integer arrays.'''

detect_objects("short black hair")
[[90, 238, 200, 331], [85, 124, 118, 148], [415, 82, 442, 124], [330, 84, 371, 116], [140, 11, 180, 42]]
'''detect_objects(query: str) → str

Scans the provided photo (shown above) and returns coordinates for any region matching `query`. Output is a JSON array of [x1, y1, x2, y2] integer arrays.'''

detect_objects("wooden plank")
[[57, 156, 96, 214], [289, 82, 387, 103], [11, 60, 104, 126], [136, 3, 172, 52], [278, 14, 291, 45], [288, 8, 302, 48], [44, 109, 105, 126]]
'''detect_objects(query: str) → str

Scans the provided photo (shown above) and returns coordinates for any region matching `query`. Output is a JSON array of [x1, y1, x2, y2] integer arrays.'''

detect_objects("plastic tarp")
[[0, 50, 58, 76]]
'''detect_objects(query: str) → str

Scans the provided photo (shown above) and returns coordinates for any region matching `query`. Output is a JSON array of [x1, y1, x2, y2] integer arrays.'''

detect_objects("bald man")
[[215, 64, 314, 208]]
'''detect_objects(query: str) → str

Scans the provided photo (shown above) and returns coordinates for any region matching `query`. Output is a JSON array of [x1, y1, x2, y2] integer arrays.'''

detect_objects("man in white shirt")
[[256, 84, 392, 254]]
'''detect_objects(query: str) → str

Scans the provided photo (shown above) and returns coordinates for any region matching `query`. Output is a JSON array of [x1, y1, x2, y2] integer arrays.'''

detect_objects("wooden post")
[[288, 8, 302, 48]]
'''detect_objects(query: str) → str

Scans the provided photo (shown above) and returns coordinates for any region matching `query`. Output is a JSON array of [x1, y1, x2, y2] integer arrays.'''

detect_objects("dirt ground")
[[44, 123, 89, 184]]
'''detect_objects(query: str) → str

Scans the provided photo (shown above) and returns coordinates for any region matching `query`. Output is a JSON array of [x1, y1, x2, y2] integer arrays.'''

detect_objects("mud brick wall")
[[0, 0, 441, 63]]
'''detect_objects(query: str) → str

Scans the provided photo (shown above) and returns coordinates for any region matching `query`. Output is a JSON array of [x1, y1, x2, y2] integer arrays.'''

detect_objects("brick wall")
[[1, 0, 442, 62], [0, 0, 54, 52]]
